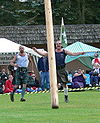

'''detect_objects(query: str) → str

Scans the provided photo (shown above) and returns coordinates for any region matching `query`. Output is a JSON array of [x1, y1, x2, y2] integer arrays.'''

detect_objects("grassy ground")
[[0, 90, 100, 123]]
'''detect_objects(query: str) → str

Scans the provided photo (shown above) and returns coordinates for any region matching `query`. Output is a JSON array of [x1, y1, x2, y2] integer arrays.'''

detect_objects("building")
[[0, 24, 100, 49], [0, 24, 100, 72]]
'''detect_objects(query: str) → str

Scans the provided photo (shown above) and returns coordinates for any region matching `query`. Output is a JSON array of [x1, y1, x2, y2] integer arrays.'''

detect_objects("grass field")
[[0, 90, 100, 123]]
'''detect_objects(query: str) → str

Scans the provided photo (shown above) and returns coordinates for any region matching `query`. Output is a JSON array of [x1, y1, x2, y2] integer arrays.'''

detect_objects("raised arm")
[[28, 55, 34, 71], [32, 47, 48, 56], [65, 50, 85, 56]]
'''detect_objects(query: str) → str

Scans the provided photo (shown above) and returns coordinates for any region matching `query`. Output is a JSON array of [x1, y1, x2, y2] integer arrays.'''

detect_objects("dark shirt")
[[0, 72, 8, 84], [37, 57, 49, 72], [72, 74, 85, 83], [0, 80, 4, 93], [55, 50, 66, 67]]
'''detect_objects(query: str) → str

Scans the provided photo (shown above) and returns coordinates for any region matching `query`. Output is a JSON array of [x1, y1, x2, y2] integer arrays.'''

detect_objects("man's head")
[[2, 69, 6, 73], [19, 46, 25, 53], [56, 40, 62, 49], [77, 69, 82, 74], [8, 75, 13, 80]]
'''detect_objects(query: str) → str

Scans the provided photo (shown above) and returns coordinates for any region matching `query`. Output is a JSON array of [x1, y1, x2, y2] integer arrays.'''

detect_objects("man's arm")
[[28, 55, 34, 71], [32, 47, 48, 56], [65, 50, 85, 56], [10, 56, 18, 67]]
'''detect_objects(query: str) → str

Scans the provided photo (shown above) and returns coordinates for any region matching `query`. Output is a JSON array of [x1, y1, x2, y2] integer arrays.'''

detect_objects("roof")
[[0, 38, 40, 57], [0, 24, 100, 45], [65, 41, 100, 53], [65, 41, 100, 63]]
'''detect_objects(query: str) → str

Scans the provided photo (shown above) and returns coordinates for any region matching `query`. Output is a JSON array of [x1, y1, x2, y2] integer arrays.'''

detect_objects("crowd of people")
[[0, 42, 100, 103]]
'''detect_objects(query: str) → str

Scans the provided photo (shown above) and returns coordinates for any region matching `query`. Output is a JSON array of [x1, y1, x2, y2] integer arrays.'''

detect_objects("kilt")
[[57, 67, 68, 84], [13, 67, 28, 85]]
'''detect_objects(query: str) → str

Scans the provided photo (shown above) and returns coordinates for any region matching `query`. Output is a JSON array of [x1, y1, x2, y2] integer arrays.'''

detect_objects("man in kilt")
[[32, 40, 85, 103], [10, 46, 33, 102]]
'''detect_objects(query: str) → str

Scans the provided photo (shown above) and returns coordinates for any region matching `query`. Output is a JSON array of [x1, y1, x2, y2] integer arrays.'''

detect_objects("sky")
[[19, 0, 27, 2]]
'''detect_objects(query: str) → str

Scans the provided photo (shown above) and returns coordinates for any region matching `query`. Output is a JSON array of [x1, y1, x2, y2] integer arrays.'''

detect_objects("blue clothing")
[[72, 74, 86, 88], [40, 71, 50, 90], [37, 57, 49, 72], [72, 75, 85, 83], [89, 68, 100, 86], [37, 57, 50, 90]]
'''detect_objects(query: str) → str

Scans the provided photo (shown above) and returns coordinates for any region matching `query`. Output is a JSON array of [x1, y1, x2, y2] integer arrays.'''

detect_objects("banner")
[[60, 17, 67, 48]]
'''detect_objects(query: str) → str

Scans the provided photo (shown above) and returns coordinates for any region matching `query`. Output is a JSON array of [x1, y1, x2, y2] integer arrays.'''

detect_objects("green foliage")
[[0, 0, 100, 25]]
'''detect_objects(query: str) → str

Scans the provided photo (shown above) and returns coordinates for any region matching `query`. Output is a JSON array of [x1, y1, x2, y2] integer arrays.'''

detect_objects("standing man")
[[32, 40, 84, 103], [37, 56, 50, 91], [10, 46, 33, 102]]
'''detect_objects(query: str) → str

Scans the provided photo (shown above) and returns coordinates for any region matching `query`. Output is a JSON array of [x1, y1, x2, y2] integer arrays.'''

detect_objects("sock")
[[64, 87, 68, 96], [21, 87, 26, 99], [11, 87, 17, 95]]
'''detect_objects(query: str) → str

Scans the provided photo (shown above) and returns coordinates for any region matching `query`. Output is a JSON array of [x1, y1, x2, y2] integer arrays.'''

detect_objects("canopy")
[[0, 38, 41, 57], [65, 42, 100, 69]]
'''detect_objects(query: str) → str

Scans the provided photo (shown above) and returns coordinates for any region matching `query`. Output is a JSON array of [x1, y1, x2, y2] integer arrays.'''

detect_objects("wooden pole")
[[44, 0, 59, 108]]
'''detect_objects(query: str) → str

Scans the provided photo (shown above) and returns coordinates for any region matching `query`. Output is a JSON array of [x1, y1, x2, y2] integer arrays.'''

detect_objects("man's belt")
[[42, 70, 49, 72], [57, 65, 65, 70], [17, 67, 27, 72]]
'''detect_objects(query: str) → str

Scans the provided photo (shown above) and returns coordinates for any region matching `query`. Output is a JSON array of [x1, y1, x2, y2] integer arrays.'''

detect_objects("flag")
[[60, 17, 67, 48]]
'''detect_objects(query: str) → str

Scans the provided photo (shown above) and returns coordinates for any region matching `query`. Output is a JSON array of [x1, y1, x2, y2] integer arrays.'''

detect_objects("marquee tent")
[[0, 38, 41, 57], [65, 42, 100, 70]]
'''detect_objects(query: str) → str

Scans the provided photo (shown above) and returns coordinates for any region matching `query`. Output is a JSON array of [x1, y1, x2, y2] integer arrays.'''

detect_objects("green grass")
[[0, 90, 100, 123]]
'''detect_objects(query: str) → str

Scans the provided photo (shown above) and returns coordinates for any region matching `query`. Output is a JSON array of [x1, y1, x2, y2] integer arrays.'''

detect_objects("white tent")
[[0, 38, 40, 57]]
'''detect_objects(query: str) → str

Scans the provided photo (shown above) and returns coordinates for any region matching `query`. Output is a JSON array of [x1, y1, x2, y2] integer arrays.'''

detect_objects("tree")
[[0, 0, 100, 26]]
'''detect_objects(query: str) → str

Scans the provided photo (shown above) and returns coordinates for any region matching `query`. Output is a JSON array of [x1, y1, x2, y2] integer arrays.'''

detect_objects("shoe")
[[10, 93, 14, 102], [65, 95, 69, 103], [20, 98, 26, 102]]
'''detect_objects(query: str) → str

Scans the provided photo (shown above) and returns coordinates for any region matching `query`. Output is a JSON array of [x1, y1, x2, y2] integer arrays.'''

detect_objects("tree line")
[[0, 0, 100, 26]]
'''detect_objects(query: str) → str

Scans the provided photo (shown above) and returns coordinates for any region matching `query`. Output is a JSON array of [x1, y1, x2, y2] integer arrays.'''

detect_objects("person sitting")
[[27, 73, 40, 92], [0, 79, 5, 94], [0, 69, 8, 84], [90, 53, 100, 86], [4, 75, 14, 93], [72, 69, 87, 88], [89, 67, 100, 87], [92, 53, 100, 69]]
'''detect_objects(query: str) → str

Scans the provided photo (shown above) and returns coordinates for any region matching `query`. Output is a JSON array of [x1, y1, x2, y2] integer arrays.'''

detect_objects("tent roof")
[[65, 41, 100, 53], [65, 41, 100, 63], [0, 38, 40, 57]]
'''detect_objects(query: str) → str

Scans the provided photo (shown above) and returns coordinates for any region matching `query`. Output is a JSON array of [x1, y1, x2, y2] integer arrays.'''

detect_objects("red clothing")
[[4, 80, 14, 93], [94, 58, 100, 64]]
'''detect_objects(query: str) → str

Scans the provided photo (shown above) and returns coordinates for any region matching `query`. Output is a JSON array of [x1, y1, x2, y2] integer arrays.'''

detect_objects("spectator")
[[90, 53, 100, 86], [27, 72, 40, 89], [0, 79, 5, 94], [89, 68, 100, 87], [37, 56, 50, 91], [92, 53, 100, 69], [0, 69, 8, 84], [72, 69, 87, 88], [4, 75, 14, 93]]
